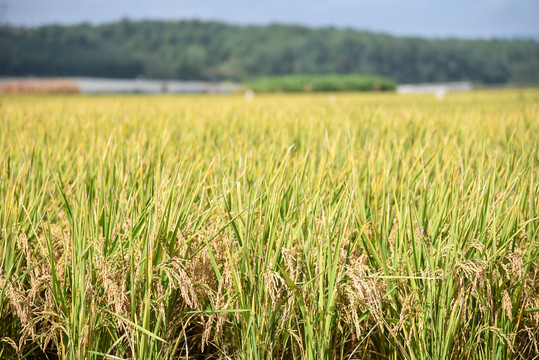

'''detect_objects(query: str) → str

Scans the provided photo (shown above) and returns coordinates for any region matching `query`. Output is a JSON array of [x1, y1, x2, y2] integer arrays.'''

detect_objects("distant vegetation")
[[1, 20, 538, 84], [249, 74, 396, 92]]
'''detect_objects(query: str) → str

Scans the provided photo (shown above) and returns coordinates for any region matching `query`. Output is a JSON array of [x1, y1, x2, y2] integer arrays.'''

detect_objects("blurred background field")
[[248, 74, 396, 92], [0, 78, 80, 93]]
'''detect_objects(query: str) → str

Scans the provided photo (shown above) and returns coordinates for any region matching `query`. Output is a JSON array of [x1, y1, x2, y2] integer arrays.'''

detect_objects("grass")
[[247, 74, 396, 92], [0, 90, 538, 359]]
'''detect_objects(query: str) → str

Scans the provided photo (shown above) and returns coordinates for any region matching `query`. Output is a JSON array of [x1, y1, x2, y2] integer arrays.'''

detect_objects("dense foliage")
[[0, 91, 538, 359], [249, 74, 396, 92], [1, 20, 538, 84]]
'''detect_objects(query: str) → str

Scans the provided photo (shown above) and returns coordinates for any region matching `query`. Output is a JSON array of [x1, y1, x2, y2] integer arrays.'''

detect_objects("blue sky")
[[2, 0, 539, 38]]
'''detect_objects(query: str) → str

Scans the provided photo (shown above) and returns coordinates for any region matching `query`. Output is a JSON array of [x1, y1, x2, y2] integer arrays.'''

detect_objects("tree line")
[[1, 19, 538, 84]]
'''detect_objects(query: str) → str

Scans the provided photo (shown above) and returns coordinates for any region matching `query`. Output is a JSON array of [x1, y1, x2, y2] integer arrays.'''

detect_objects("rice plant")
[[0, 90, 538, 359]]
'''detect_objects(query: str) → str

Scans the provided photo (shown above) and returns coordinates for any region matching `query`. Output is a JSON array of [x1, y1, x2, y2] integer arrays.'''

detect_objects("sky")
[[2, 0, 539, 39]]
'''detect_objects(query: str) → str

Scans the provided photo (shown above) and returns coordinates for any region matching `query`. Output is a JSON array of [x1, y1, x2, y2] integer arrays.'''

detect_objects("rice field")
[[0, 90, 538, 359]]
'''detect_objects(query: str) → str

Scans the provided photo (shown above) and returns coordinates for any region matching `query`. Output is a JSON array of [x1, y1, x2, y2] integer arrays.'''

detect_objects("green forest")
[[1, 19, 538, 84]]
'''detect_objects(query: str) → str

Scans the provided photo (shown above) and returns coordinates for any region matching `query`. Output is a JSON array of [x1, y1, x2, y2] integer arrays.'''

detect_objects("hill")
[[1, 20, 538, 84]]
